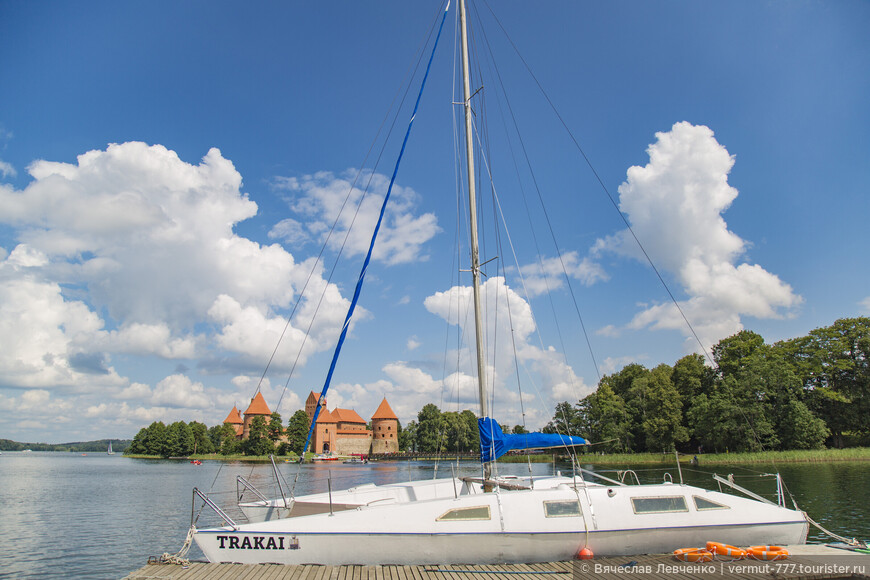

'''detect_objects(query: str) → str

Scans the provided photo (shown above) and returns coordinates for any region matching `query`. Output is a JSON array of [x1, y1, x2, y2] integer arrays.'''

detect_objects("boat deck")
[[124, 545, 869, 580]]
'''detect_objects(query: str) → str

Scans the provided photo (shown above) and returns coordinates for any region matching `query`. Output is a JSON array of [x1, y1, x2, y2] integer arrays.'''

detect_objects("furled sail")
[[478, 417, 588, 463]]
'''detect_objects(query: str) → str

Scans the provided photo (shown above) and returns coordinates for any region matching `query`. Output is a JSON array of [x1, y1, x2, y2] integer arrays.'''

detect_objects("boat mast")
[[458, 0, 491, 478]]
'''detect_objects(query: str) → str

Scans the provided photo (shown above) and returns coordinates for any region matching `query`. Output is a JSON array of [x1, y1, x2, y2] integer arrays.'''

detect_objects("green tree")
[[189, 421, 214, 454], [600, 363, 648, 399], [243, 415, 274, 456], [778, 399, 829, 449], [207, 424, 225, 450], [399, 420, 417, 452], [780, 317, 870, 445], [165, 421, 194, 457], [268, 412, 284, 443], [126, 427, 148, 455], [578, 381, 630, 452], [219, 423, 240, 455], [712, 330, 765, 378], [144, 421, 168, 456], [687, 375, 777, 452], [637, 364, 687, 451], [542, 401, 583, 435], [442, 411, 476, 452], [285, 410, 311, 455], [416, 404, 443, 453], [511, 424, 529, 435]]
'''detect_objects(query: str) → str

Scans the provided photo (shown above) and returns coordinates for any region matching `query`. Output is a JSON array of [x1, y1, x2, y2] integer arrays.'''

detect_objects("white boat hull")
[[195, 522, 808, 565], [197, 477, 808, 564]]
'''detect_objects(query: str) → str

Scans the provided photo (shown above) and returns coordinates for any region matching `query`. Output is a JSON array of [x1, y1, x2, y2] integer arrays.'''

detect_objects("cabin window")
[[693, 496, 730, 511], [543, 500, 581, 518], [436, 506, 491, 521], [630, 496, 688, 514]]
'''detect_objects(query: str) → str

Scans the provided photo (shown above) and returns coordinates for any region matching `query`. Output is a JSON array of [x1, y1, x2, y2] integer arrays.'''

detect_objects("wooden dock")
[[124, 546, 869, 580]]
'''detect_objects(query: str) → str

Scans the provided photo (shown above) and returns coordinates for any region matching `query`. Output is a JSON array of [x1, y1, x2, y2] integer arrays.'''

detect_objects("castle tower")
[[305, 391, 326, 427], [242, 391, 272, 439], [313, 407, 337, 454], [370, 397, 399, 454], [223, 406, 244, 439]]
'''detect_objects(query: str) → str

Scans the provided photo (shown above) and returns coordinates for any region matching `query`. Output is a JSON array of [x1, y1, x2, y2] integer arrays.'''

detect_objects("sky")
[[1, 0, 868, 443]]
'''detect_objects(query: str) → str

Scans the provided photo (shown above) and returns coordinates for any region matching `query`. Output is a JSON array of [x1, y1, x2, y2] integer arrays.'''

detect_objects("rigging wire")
[[273, 3, 449, 415], [300, 1, 452, 459], [480, 0, 714, 367]]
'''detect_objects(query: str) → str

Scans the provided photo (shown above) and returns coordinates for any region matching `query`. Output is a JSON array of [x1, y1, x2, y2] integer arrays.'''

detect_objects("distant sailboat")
[[107, 442, 114, 455]]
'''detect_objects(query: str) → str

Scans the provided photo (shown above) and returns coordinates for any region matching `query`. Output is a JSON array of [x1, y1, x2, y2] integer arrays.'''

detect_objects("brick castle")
[[223, 391, 399, 455]]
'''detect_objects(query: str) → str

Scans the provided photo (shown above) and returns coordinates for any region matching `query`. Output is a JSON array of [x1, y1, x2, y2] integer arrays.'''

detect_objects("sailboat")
[[107, 442, 114, 455], [189, 0, 809, 565]]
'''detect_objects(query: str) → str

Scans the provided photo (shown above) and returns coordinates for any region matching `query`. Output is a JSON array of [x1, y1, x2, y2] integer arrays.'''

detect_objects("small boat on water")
[[187, 1, 815, 565], [107, 442, 114, 455]]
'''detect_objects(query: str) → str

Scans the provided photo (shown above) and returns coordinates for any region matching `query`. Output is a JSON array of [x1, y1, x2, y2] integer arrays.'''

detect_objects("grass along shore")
[[569, 447, 870, 466], [122, 447, 870, 464]]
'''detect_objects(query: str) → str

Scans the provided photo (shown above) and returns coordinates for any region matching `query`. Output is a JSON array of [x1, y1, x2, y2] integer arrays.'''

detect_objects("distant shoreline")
[[121, 447, 870, 464]]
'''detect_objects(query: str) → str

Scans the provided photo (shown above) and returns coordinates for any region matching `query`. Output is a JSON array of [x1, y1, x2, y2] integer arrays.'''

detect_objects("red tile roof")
[[315, 408, 336, 423], [332, 408, 366, 424], [371, 397, 398, 420], [244, 392, 272, 416], [223, 406, 243, 425]]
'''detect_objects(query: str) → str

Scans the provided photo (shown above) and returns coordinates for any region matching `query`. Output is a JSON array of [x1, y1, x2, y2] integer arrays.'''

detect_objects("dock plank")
[[125, 549, 870, 580]]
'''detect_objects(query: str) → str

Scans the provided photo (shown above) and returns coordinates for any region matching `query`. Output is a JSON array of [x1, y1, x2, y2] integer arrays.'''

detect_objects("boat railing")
[[192, 487, 238, 530], [617, 470, 641, 485], [236, 475, 269, 503], [574, 467, 626, 487], [712, 474, 777, 506]]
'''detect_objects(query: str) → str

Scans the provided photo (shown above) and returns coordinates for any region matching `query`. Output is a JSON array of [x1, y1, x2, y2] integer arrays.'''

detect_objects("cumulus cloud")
[[0, 143, 356, 393], [300, 277, 592, 429], [0, 160, 15, 179], [593, 122, 802, 350], [151, 374, 211, 409], [424, 277, 593, 419], [269, 170, 440, 266], [517, 251, 608, 297]]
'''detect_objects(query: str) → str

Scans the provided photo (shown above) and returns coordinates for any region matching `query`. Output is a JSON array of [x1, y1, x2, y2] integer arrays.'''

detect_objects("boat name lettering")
[[216, 535, 285, 550]]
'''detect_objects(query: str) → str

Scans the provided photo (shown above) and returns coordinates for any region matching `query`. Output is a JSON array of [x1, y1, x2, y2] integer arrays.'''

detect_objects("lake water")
[[0, 452, 867, 579]]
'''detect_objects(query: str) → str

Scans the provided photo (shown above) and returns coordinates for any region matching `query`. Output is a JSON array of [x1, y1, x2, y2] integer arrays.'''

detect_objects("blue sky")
[[1, 1, 868, 443]]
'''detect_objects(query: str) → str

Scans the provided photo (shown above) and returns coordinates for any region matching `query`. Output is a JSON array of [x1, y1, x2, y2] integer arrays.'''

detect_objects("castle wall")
[[335, 434, 373, 456]]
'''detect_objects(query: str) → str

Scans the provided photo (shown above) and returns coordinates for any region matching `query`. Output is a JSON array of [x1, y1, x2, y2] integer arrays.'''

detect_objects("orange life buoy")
[[673, 548, 714, 563], [747, 545, 788, 561], [706, 542, 748, 559]]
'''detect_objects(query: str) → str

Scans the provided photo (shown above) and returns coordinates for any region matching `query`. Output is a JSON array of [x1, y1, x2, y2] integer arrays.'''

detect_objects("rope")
[[159, 526, 194, 566], [804, 513, 867, 548]]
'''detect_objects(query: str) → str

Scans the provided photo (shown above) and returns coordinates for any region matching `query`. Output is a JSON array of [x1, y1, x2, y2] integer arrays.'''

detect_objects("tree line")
[[126, 317, 868, 458], [545, 317, 869, 453], [125, 409, 315, 458], [0, 438, 131, 453]]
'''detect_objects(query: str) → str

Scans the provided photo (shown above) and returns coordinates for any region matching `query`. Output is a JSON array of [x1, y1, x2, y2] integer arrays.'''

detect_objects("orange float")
[[673, 548, 714, 563], [706, 542, 748, 559], [747, 546, 789, 561]]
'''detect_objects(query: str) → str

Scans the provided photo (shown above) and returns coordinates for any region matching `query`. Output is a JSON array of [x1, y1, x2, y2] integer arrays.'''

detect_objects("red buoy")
[[578, 547, 594, 560]]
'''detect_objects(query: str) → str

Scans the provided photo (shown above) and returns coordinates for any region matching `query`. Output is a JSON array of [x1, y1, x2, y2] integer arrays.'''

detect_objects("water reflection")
[[0, 452, 866, 579]]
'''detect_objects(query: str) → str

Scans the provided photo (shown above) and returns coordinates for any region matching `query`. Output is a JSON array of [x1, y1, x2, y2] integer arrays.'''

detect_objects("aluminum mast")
[[458, 0, 491, 479]]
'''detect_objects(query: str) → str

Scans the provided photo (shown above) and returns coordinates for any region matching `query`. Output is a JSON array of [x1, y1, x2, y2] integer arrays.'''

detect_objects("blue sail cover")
[[478, 417, 588, 463]]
